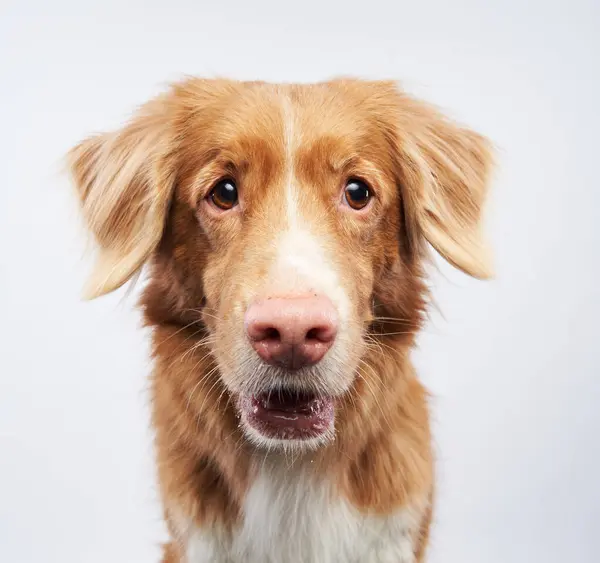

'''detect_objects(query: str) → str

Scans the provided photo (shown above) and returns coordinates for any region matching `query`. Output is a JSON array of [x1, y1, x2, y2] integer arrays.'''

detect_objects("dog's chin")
[[236, 389, 336, 453]]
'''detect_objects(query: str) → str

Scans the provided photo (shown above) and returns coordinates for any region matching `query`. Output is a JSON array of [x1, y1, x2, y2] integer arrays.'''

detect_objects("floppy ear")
[[393, 93, 494, 279], [67, 97, 177, 299]]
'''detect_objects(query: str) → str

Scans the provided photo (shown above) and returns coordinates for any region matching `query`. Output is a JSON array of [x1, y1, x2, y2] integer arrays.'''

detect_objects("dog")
[[68, 77, 493, 563]]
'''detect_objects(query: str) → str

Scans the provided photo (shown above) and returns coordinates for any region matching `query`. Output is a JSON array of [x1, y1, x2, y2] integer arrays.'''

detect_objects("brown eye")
[[344, 179, 371, 210], [209, 179, 238, 210]]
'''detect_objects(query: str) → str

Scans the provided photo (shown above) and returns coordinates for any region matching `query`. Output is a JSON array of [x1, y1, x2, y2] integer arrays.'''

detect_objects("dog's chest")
[[184, 467, 421, 563]]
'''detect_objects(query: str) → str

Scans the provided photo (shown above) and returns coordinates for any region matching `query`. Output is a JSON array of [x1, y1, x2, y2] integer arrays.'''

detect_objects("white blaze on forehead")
[[270, 92, 351, 323], [281, 91, 299, 227]]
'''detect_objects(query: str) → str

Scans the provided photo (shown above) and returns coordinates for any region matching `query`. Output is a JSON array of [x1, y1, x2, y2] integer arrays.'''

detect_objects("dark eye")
[[344, 179, 371, 210], [209, 179, 238, 210]]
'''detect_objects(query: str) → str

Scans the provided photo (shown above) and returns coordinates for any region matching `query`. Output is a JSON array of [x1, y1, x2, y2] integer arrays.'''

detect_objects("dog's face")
[[69, 78, 493, 452]]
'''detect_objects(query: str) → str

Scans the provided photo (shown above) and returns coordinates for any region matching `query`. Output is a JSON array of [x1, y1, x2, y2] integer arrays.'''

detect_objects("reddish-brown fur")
[[68, 78, 493, 562]]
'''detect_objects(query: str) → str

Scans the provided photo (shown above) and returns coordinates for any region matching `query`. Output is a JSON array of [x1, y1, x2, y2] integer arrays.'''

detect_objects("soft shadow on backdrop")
[[1, 1, 598, 562]]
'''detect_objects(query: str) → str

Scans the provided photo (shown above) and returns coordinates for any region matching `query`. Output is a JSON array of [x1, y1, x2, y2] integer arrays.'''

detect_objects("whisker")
[[371, 316, 415, 324], [368, 330, 415, 337], [155, 319, 205, 347], [355, 360, 395, 432]]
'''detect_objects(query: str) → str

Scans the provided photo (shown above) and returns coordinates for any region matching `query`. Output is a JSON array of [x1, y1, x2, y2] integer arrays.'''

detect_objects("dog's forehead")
[[182, 80, 389, 147]]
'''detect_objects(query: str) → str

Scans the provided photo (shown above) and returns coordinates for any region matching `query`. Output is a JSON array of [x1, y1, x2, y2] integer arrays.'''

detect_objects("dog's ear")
[[392, 91, 494, 279], [67, 96, 177, 299]]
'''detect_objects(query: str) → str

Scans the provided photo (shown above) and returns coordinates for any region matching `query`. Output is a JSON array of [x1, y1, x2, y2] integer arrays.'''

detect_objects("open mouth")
[[238, 389, 334, 442]]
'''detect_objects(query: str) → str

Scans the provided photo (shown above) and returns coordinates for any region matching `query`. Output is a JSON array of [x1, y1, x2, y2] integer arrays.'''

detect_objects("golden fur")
[[68, 77, 493, 562]]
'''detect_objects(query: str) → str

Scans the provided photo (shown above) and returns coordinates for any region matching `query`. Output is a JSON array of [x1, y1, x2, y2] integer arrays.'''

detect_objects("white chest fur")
[[181, 465, 424, 563]]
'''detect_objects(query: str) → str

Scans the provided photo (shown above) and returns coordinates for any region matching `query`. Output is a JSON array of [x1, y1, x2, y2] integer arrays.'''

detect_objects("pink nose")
[[245, 295, 338, 370]]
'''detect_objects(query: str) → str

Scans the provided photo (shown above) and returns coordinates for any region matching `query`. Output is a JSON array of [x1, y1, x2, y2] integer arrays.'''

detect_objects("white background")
[[1, 1, 598, 562]]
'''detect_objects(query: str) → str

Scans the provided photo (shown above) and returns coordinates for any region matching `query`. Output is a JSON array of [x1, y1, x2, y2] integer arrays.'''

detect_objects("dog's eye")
[[209, 179, 238, 210], [344, 179, 371, 210]]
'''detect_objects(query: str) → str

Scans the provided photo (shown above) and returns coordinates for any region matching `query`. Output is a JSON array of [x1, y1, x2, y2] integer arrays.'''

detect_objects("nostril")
[[305, 328, 320, 341], [248, 322, 282, 343], [263, 327, 281, 342], [305, 322, 337, 345], [305, 325, 334, 343]]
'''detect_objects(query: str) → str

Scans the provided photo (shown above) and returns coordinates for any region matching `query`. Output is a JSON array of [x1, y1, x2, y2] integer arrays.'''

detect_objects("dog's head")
[[69, 78, 493, 452]]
